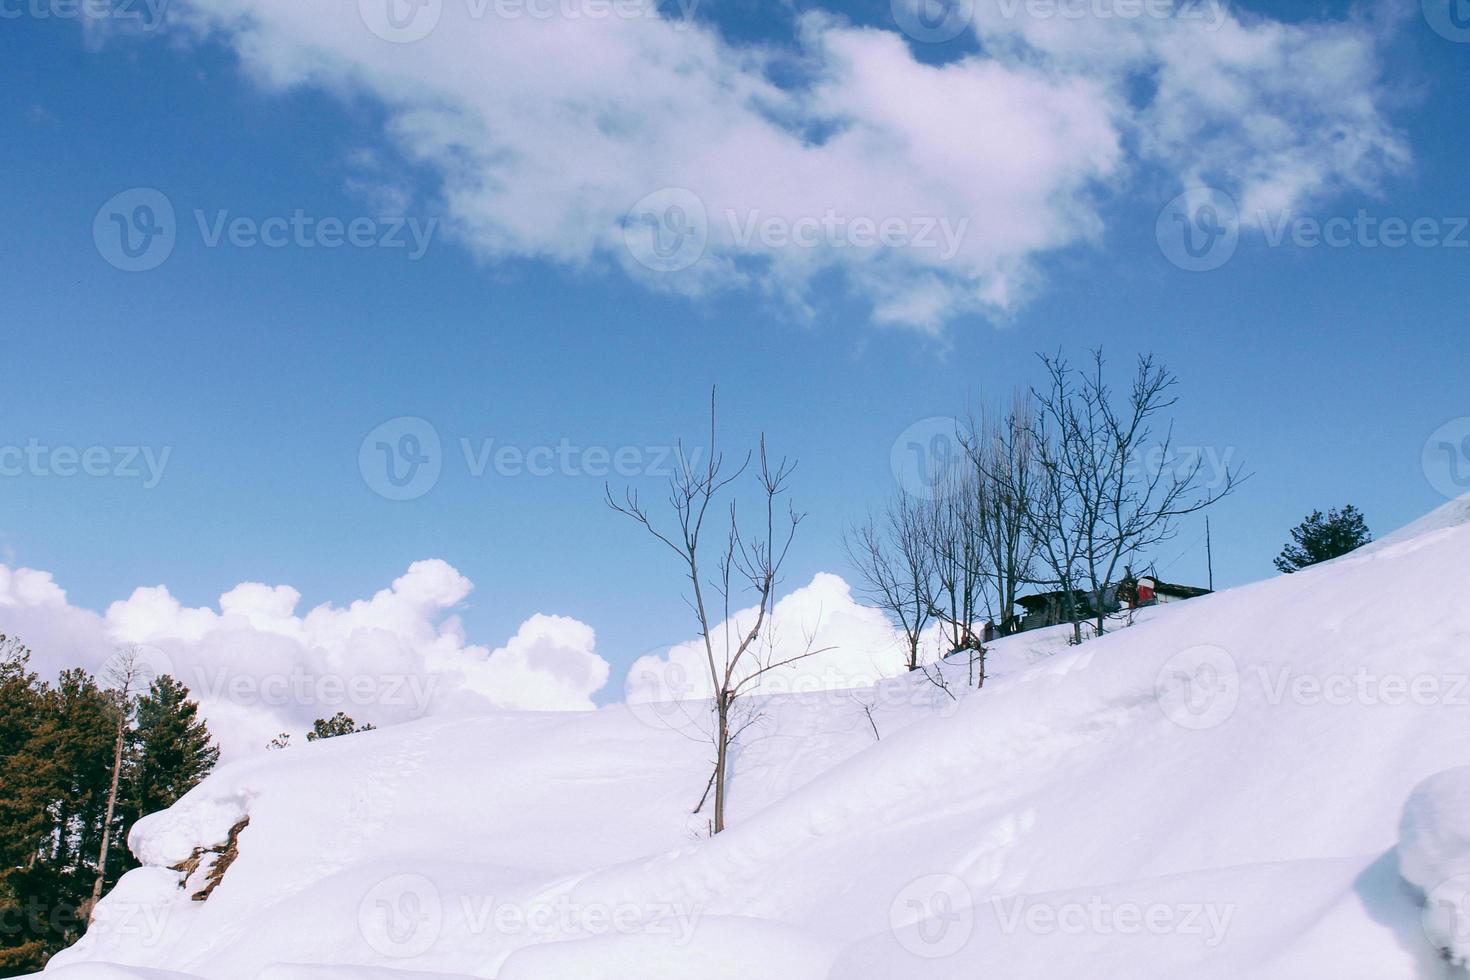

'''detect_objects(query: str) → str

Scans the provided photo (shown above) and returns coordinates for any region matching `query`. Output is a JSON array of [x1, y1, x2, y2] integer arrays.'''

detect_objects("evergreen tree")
[[129, 675, 220, 821], [14, 669, 118, 964], [0, 648, 215, 972], [0, 637, 53, 869], [306, 712, 376, 741], [0, 636, 60, 974], [1274, 505, 1372, 573]]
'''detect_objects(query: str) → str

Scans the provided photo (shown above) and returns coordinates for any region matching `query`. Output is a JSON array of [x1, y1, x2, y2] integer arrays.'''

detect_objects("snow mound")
[[128, 792, 251, 868], [1355, 491, 1470, 560], [1399, 766, 1470, 962], [39, 499, 1470, 979]]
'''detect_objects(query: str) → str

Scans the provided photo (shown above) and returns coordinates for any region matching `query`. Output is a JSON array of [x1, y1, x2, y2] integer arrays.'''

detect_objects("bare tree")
[[921, 460, 996, 687], [967, 392, 1041, 638], [607, 392, 825, 835], [1031, 350, 1244, 638], [1020, 362, 1096, 645], [843, 493, 935, 673], [88, 647, 146, 913], [851, 400, 1036, 689]]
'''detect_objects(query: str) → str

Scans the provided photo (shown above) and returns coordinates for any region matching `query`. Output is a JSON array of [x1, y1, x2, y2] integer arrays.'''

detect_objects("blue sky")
[[2, 0, 1468, 701]]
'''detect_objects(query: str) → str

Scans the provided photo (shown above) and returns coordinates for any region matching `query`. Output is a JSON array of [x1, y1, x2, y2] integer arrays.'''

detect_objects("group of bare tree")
[[608, 353, 1240, 835], [847, 350, 1243, 673], [844, 390, 1040, 689]]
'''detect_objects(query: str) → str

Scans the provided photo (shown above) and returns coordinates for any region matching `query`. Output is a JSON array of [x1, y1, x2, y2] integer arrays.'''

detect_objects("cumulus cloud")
[[139, 0, 1404, 332], [0, 565, 110, 673], [4, 559, 959, 757], [624, 571, 947, 705], [0, 559, 609, 759], [967, 0, 1410, 218]]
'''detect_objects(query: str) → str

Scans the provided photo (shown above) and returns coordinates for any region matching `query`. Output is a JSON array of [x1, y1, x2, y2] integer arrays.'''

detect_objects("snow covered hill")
[[38, 497, 1470, 980]]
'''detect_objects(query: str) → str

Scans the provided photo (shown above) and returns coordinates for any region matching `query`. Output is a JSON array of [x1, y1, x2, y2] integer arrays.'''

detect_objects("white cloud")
[[0, 565, 110, 672], [624, 571, 946, 705], [967, 0, 1410, 218], [142, 0, 1404, 332], [0, 559, 609, 759], [3, 560, 959, 757]]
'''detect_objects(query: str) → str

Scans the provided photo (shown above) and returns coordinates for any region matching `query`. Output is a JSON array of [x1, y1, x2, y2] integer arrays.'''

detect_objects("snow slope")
[[39, 497, 1470, 979]]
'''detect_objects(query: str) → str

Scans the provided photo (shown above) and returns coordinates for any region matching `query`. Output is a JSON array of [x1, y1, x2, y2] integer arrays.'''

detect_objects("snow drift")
[[37, 496, 1470, 979]]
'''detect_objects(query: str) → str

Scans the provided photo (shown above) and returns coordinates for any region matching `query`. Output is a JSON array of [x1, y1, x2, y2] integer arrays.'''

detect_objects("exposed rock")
[[166, 816, 250, 902]]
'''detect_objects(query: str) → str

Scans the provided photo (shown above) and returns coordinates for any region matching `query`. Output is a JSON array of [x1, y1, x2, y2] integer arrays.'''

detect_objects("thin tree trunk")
[[713, 696, 730, 835], [90, 711, 126, 910]]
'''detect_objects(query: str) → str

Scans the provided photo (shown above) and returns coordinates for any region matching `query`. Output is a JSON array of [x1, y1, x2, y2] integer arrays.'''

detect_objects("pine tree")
[[129, 675, 220, 821], [306, 712, 376, 741], [0, 636, 60, 973], [0, 636, 53, 869], [25, 669, 117, 960], [1274, 505, 1372, 573]]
